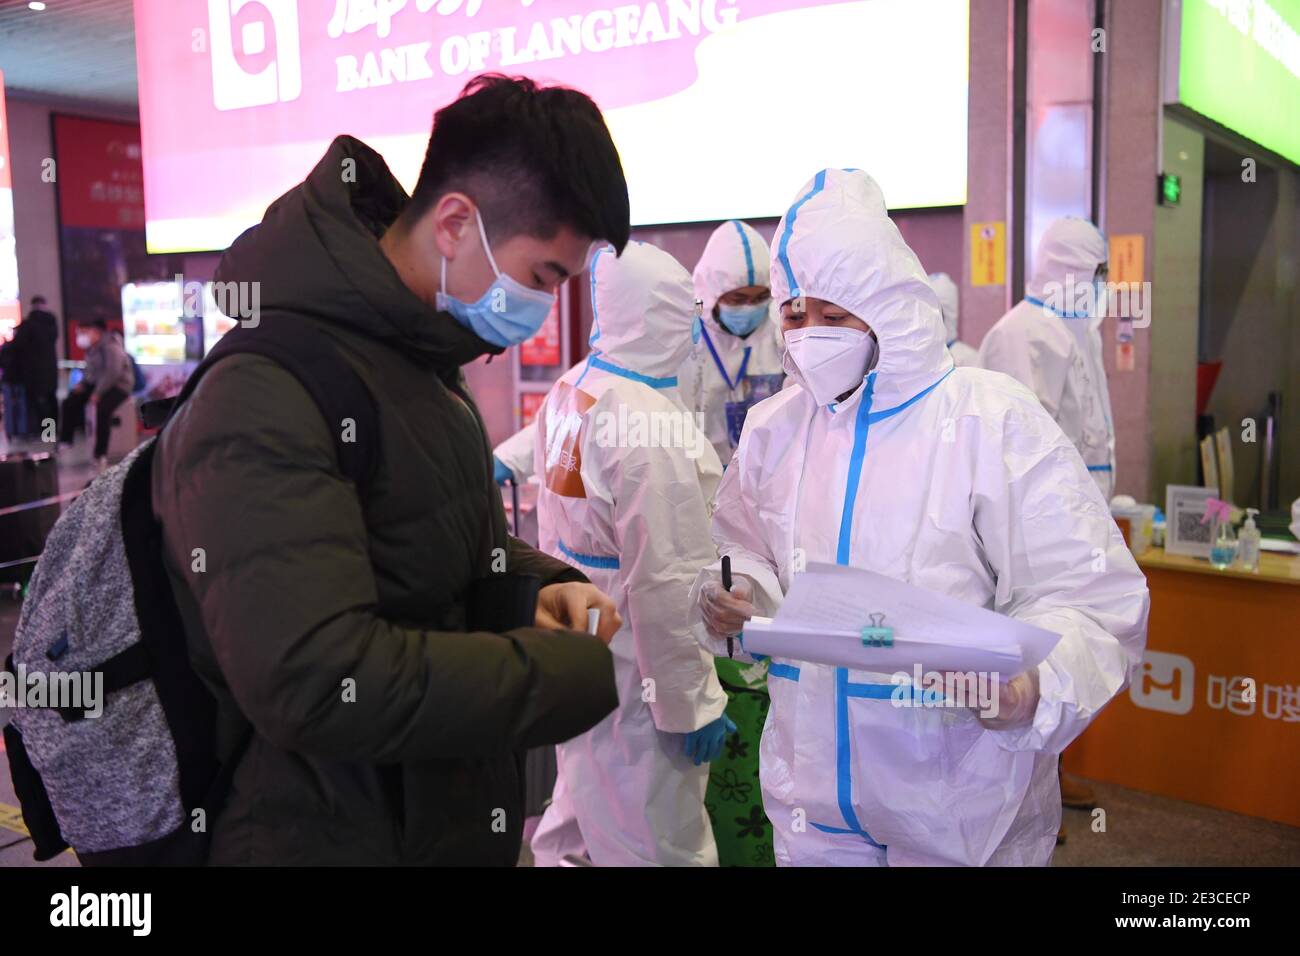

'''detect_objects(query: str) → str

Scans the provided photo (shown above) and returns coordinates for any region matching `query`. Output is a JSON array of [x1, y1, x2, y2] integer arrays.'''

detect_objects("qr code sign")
[[1176, 511, 1211, 544]]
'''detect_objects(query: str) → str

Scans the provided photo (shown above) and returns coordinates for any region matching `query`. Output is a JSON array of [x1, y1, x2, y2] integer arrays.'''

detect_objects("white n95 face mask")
[[783, 326, 877, 406]]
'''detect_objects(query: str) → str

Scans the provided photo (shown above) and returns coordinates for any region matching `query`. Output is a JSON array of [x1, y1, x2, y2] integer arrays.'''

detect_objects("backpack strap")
[[140, 316, 379, 488]]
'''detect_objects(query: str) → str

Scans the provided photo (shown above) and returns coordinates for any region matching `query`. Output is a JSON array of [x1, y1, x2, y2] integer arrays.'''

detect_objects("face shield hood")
[[588, 240, 698, 381], [693, 219, 772, 332], [1025, 217, 1108, 313], [769, 169, 950, 407]]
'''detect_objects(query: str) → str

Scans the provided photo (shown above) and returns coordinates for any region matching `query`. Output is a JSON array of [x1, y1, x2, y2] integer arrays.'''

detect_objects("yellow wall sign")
[[1109, 234, 1145, 284], [970, 222, 1006, 287]]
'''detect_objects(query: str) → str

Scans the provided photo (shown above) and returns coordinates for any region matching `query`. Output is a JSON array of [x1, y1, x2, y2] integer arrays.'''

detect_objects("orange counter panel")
[[1063, 548, 1300, 827]]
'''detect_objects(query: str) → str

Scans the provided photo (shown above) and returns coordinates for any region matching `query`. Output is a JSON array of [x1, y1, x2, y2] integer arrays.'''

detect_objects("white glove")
[[700, 575, 756, 640], [976, 667, 1041, 730]]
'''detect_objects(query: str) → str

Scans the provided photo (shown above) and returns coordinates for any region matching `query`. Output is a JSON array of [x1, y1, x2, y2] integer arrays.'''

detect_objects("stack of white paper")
[[742, 562, 1059, 678]]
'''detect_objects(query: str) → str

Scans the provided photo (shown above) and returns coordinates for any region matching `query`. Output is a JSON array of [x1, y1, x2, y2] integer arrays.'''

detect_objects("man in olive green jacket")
[[151, 77, 629, 865]]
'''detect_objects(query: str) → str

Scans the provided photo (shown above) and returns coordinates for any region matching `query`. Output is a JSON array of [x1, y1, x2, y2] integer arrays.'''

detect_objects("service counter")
[[1063, 546, 1300, 827]]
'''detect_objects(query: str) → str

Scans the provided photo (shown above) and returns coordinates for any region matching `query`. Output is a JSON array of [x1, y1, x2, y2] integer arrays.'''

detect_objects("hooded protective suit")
[[691, 169, 1149, 866], [929, 272, 979, 368], [979, 218, 1115, 499], [497, 221, 786, 479], [679, 220, 786, 466], [531, 241, 728, 866]]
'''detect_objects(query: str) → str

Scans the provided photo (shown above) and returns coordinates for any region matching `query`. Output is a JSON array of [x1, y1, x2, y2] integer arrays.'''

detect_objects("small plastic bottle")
[[1238, 508, 1261, 573]]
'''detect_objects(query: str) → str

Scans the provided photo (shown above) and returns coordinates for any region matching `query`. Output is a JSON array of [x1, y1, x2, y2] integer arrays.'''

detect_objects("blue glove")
[[492, 456, 513, 486], [683, 714, 736, 766]]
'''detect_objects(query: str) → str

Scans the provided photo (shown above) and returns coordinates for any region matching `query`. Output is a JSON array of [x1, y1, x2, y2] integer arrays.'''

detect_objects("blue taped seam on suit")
[[731, 219, 756, 286], [776, 169, 827, 298], [770, 666, 943, 707], [587, 354, 678, 389], [823, 364, 957, 850], [557, 539, 620, 570], [1024, 294, 1091, 320]]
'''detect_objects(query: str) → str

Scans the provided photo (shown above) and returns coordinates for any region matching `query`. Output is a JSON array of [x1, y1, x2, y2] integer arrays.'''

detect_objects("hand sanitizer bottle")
[[1238, 508, 1261, 573]]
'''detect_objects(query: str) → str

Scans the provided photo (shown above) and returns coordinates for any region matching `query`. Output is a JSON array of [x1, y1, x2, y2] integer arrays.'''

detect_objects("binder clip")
[[861, 612, 893, 648]]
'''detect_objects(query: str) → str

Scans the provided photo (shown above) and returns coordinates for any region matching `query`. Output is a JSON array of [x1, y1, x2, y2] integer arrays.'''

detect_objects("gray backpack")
[[2, 319, 376, 864]]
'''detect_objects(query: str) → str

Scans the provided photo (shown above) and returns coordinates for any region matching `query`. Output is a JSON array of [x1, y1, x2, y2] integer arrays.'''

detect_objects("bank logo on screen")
[[1130, 650, 1194, 715], [208, 0, 303, 111]]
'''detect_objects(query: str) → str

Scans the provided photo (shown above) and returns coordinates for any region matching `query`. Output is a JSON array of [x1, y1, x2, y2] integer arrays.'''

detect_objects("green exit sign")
[[1159, 172, 1182, 206]]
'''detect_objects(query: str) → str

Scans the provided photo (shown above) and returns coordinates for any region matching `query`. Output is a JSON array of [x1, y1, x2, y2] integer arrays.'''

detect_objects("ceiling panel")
[[0, 0, 139, 110]]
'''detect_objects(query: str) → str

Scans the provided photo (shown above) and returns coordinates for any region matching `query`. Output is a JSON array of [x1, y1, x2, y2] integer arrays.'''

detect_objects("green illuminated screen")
[[1179, 0, 1300, 165]]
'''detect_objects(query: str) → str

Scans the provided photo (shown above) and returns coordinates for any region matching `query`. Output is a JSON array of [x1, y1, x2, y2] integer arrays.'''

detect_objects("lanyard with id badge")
[[700, 324, 784, 451]]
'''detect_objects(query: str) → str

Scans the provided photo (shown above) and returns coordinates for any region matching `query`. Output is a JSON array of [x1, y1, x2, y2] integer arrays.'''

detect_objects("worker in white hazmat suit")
[[530, 240, 731, 867], [692, 169, 1149, 867], [493, 220, 785, 482], [679, 220, 786, 467], [979, 217, 1116, 499], [929, 271, 979, 367]]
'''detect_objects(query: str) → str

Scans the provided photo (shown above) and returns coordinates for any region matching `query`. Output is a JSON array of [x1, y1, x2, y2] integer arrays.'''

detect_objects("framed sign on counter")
[[1165, 484, 1216, 559]]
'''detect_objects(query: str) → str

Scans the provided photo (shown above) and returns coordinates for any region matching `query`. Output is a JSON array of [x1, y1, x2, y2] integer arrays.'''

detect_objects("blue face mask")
[[716, 299, 769, 336], [436, 210, 557, 348]]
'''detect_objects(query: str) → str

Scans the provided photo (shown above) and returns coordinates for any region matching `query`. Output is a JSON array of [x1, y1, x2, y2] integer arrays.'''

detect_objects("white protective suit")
[[929, 271, 980, 367], [979, 218, 1116, 499], [680, 220, 786, 467], [530, 241, 728, 866], [691, 169, 1149, 866]]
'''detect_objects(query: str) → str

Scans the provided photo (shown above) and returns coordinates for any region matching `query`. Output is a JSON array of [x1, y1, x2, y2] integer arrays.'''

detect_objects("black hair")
[[30, 295, 46, 306], [89, 318, 108, 331], [404, 74, 629, 253]]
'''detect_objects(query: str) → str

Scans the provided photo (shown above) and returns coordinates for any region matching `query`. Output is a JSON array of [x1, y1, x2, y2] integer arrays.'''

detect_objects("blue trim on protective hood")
[[776, 170, 827, 298], [585, 354, 678, 389], [731, 219, 756, 286]]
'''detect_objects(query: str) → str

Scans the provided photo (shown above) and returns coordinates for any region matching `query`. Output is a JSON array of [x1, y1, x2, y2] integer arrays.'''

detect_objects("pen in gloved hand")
[[722, 555, 734, 658]]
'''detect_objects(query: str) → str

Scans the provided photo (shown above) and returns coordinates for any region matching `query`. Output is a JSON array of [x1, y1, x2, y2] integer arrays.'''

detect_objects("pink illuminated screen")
[[135, 0, 969, 253], [0, 70, 18, 336]]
